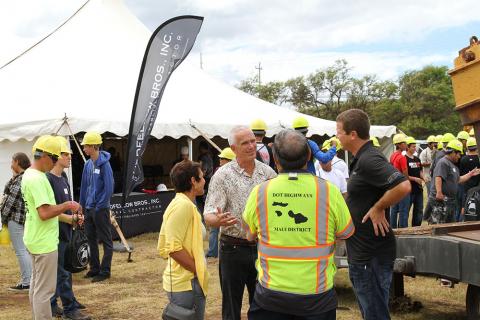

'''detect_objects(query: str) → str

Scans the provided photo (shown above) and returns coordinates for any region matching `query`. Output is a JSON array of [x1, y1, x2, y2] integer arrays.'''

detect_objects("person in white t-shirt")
[[315, 160, 347, 198]]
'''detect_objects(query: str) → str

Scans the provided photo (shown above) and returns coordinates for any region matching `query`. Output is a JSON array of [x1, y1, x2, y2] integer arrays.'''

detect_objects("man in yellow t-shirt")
[[243, 129, 354, 319], [22, 135, 80, 320]]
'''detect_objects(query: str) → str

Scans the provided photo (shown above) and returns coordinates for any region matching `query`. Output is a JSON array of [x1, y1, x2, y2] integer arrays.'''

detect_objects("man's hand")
[[67, 201, 80, 213], [415, 177, 423, 186], [469, 168, 480, 177], [362, 205, 390, 237], [74, 213, 85, 227], [215, 207, 238, 227], [436, 192, 445, 201]]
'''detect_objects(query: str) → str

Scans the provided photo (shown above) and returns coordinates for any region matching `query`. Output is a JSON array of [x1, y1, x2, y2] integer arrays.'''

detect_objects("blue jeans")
[[51, 241, 78, 314], [390, 194, 410, 228], [409, 192, 424, 227], [167, 278, 206, 320], [456, 185, 465, 222], [8, 220, 32, 286], [348, 258, 393, 320], [206, 227, 219, 257]]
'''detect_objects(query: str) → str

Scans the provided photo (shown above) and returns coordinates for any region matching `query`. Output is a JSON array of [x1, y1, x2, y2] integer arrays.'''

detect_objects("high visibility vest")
[[245, 172, 354, 295]]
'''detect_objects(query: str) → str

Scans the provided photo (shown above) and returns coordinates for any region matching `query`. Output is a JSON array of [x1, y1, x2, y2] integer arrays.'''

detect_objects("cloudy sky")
[[1, 0, 480, 85]]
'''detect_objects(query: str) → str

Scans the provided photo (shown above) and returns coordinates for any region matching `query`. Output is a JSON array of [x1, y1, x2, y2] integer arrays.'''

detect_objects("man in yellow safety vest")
[[242, 129, 354, 319]]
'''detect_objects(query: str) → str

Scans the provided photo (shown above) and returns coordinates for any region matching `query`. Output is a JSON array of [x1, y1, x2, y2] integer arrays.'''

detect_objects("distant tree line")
[[236, 59, 462, 138]]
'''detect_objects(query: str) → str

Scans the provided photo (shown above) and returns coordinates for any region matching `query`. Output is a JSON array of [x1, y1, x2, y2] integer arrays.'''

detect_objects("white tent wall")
[[0, 140, 34, 187]]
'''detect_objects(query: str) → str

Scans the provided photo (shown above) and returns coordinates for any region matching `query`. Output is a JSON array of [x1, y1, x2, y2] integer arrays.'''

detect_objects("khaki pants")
[[29, 250, 58, 320]]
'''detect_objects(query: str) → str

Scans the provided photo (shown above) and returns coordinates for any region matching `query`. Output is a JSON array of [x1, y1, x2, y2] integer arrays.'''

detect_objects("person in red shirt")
[[389, 134, 410, 228]]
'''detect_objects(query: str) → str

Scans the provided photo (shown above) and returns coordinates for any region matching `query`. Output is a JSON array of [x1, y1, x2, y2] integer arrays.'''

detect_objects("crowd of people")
[[390, 130, 480, 228], [159, 109, 412, 320], [2, 109, 479, 320]]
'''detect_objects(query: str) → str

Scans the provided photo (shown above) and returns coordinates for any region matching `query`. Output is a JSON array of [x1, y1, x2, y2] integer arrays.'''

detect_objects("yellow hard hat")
[[437, 141, 443, 150], [406, 137, 416, 145], [55, 136, 72, 154], [321, 137, 342, 152], [292, 116, 309, 132], [457, 131, 469, 141], [370, 136, 380, 147], [218, 147, 235, 160], [33, 135, 61, 157], [392, 133, 407, 145], [441, 133, 455, 143], [467, 137, 477, 149], [445, 139, 463, 152], [469, 128, 475, 136], [321, 140, 330, 151], [81, 132, 102, 145], [250, 119, 267, 133], [435, 134, 443, 143], [426, 135, 436, 143], [32, 135, 50, 154]]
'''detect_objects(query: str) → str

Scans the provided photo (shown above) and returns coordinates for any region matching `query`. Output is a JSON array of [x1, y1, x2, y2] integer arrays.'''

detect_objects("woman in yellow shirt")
[[158, 160, 209, 319]]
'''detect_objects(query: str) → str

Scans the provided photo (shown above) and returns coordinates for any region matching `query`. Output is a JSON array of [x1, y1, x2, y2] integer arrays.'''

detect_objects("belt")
[[220, 234, 257, 246]]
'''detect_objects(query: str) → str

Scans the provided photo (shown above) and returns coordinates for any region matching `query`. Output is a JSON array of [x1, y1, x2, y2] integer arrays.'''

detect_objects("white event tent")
[[0, 0, 396, 186]]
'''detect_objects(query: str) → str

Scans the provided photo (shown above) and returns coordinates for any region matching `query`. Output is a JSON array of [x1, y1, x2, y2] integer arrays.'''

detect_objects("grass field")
[[0, 232, 470, 319]]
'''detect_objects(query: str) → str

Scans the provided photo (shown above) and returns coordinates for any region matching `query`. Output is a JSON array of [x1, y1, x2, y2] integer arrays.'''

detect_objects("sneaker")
[[52, 305, 64, 318], [75, 301, 86, 310], [440, 279, 454, 288], [91, 274, 110, 283], [83, 270, 98, 279], [8, 283, 29, 292], [62, 309, 91, 320]]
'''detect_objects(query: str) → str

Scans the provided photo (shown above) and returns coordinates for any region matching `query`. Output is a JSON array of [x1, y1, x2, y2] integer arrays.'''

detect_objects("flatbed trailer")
[[334, 222, 480, 319], [394, 222, 480, 319]]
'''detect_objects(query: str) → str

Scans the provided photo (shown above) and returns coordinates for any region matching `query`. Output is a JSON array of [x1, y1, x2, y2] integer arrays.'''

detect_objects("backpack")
[[64, 227, 90, 273], [464, 185, 480, 221]]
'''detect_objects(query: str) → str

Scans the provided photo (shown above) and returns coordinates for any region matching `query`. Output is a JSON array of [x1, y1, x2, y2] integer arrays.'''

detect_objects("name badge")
[[94, 169, 100, 174], [64, 188, 68, 195]]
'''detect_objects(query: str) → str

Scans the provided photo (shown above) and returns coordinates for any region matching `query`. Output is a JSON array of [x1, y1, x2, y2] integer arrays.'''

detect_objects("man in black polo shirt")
[[336, 109, 411, 320]]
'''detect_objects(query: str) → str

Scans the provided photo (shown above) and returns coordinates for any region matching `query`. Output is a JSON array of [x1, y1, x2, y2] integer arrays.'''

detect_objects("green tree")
[[236, 75, 287, 105], [397, 65, 460, 137]]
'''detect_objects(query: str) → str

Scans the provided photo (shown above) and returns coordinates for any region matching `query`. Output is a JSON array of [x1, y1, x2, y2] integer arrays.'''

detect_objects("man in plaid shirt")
[[1, 152, 32, 291]]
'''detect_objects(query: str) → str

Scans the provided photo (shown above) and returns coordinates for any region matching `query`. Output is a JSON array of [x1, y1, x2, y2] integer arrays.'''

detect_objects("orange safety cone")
[[0, 224, 11, 246]]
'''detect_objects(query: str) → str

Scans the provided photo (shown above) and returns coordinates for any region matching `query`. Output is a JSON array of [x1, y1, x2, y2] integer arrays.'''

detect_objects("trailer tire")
[[466, 284, 480, 320]]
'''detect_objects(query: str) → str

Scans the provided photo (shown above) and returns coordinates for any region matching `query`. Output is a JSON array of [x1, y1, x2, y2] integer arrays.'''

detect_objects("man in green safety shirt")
[[242, 129, 354, 319]]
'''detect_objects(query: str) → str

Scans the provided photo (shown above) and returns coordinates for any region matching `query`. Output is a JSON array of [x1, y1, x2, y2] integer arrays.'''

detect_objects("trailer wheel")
[[466, 284, 480, 320]]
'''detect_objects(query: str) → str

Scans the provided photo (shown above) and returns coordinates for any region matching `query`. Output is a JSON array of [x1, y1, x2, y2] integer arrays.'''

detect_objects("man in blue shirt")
[[292, 116, 337, 174], [80, 132, 114, 283]]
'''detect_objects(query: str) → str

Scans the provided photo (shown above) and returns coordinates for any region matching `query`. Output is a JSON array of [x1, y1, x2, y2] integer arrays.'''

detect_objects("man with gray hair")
[[204, 125, 277, 320], [242, 129, 353, 319]]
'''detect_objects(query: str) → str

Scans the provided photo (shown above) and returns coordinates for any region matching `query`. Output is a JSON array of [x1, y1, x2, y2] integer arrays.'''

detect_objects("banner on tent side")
[[123, 16, 203, 204], [110, 192, 175, 239]]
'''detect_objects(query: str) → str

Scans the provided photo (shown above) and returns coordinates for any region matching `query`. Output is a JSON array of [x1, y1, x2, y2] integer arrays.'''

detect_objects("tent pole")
[[64, 121, 86, 163], [189, 120, 222, 152], [188, 138, 193, 161]]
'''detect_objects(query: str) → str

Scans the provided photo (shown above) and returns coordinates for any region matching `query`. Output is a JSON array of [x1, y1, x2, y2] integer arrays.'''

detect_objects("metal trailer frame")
[[334, 222, 480, 319]]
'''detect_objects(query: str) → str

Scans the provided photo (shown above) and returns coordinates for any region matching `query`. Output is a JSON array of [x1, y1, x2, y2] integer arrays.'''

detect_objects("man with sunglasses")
[[21, 135, 81, 320]]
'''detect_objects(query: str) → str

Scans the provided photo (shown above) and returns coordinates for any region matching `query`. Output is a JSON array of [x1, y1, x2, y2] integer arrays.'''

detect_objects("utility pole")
[[200, 52, 203, 70], [255, 62, 262, 88]]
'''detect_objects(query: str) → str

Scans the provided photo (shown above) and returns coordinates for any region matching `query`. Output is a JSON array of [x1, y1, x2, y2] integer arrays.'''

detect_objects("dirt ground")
[[0, 232, 470, 319]]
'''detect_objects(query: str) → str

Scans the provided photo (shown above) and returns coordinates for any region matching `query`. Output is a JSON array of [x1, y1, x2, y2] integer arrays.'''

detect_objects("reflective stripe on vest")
[[255, 175, 332, 293]]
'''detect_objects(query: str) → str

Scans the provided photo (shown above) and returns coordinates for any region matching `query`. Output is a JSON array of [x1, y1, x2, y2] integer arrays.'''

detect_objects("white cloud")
[[1, 0, 479, 84]]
